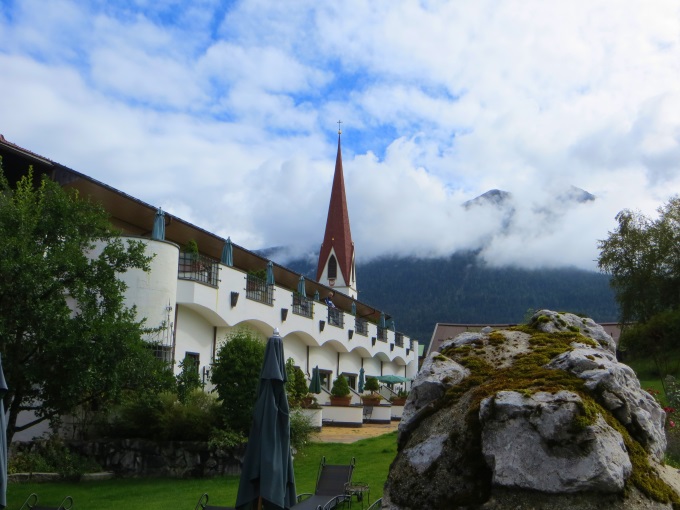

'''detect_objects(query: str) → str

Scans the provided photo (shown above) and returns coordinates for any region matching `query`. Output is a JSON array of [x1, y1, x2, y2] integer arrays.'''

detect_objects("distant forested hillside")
[[284, 252, 619, 349]]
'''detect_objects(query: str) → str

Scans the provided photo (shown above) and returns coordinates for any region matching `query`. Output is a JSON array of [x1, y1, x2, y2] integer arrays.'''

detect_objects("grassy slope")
[[7, 432, 398, 510]]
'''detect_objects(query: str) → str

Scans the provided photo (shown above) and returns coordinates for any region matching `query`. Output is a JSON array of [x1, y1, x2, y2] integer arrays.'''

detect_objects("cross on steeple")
[[337, 120, 342, 135]]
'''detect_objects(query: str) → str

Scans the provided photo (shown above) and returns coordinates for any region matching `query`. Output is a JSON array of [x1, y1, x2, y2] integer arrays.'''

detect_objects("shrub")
[[97, 388, 219, 441], [211, 328, 266, 435], [331, 375, 350, 397], [290, 409, 317, 454], [364, 377, 380, 394], [286, 358, 311, 405], [9, 435, 101, 479]]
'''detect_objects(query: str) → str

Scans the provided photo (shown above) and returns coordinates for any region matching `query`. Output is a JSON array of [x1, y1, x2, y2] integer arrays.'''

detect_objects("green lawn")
[[7, 432, 397, 510]]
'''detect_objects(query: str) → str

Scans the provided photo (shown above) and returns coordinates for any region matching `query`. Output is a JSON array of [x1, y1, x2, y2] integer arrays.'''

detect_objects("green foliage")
[[99, 388, 219, 441], [208, 428, 248, 450], [285, 358, 310, 405], [9, 435, 101, 479], [289, 409, 316, 453], [598, 197, 680, 324], [331, 375, 350, 397], [176, 354, 202, 403], [364, 376, 380, 393], [183, 239, 199, 255], [210, 328, 266, 435], [0, 164, 162, 444], [620, 309, 680, 392]]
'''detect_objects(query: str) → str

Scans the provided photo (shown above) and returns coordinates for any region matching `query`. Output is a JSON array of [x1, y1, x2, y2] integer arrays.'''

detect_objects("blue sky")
[[1, 0, 679, 270]]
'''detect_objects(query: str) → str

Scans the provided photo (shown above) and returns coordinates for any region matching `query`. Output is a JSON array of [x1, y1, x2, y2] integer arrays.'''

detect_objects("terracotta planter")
[[329, 395, 352, 407], [390, 397, 407, 406], [361, 396, 382, 406]]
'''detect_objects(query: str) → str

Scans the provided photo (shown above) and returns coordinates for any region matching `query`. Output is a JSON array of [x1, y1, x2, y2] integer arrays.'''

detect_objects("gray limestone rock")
[[531, 309, 617, 353], [549, 346, 667, 460], [383, 310, 677, 509], [480, 390, 632, 493], [399, 351, 469, 437]]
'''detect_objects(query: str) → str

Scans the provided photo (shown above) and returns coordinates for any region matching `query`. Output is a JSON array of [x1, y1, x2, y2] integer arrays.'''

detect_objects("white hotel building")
[[0, 133, 418, 431]]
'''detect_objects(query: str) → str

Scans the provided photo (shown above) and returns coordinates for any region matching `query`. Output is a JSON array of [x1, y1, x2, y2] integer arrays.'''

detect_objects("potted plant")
[[329, 375, 351, 406], [361, 376, 382, 406], [180, 239, 200, 272], [390, 388, 409, 406]]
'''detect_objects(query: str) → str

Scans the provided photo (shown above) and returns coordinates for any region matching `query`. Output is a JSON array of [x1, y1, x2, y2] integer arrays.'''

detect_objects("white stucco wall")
[[175, 305, 215, 376]]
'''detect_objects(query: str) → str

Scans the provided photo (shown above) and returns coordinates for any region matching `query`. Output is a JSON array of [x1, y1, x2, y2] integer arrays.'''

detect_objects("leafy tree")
[[598, 197, 680, 324], [619, 309, 680, 393], [0, 165, 164, 444], [210, 328, 265, 436]]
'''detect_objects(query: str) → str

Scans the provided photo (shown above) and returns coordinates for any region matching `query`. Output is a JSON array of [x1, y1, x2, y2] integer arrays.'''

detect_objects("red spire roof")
[[317, 133, 354, 284]]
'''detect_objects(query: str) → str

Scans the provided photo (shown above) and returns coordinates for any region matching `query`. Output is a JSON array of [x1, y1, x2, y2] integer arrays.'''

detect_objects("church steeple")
[[316, 126, 357, 298]]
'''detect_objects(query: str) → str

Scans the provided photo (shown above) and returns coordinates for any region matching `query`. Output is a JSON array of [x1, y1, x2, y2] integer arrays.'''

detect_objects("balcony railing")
[[395, 332, 404, 347], [328, 307, 344, 328], [354, 317, 368, 336], [292, 294, 313, 319], [178, 252, 219, 287], [377, 327, 388, 342], [245, 274, 273, 305]]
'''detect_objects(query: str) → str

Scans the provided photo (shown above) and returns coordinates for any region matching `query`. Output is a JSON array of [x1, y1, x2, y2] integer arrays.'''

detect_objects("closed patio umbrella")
[[351, 301, 357, 316], [266, 261, 275, 286], [236, 329, 296, 510], [313, 290, 320, 302], [221, 237, 234, 267], [308, 366, 321, 394], [151, 208, 165, 240], [379, 312, 386, 329], [0, 354, 7, 509], [297, 276, 306, 298], [358, 367, 365, 393]]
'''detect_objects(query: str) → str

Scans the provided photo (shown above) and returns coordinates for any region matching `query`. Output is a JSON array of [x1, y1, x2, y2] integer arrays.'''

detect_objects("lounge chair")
[[194, 493, 235, 510], [20, 493, 73, 510], [293, 456, 355, 510]]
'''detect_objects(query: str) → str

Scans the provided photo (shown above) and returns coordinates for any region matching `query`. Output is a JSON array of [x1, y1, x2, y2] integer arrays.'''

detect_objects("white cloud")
[[1, 0, 680, 271]]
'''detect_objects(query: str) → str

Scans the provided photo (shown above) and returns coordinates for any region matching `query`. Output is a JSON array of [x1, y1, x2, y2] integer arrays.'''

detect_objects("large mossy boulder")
[[384, 310, 678, 509]]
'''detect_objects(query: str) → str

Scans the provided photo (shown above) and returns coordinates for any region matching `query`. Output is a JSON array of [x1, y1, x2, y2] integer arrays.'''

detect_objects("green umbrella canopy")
[[358, 367, 365, 393], [266, 261, 275, 285], [297, 276, 307, 298], [308, 366, 321, 394], [151, 208, 165, 240], [236, 329, 296, 510], [221, 237, 234, 267], [376, 375, 409, 385]]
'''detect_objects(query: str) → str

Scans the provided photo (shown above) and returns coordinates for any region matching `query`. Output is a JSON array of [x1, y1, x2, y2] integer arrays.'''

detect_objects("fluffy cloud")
[[1, 0, 679, 271]]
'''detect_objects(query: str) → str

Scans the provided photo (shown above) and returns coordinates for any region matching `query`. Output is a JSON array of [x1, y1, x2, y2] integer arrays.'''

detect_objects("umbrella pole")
[[257, 496, 262, 510]]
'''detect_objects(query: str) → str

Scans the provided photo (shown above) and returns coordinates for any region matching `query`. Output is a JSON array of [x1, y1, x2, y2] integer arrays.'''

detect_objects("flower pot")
[[361, 396, 382, 406], [390, 397, 407, 406], [329, 395, 352, 407]]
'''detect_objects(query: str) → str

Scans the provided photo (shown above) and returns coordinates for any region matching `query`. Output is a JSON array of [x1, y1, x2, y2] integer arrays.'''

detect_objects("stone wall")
[[68, 439, 245, 478]]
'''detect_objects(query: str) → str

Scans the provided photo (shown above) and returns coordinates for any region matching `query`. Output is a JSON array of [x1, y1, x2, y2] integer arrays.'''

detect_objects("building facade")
[[0, 134, 418, 436]]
